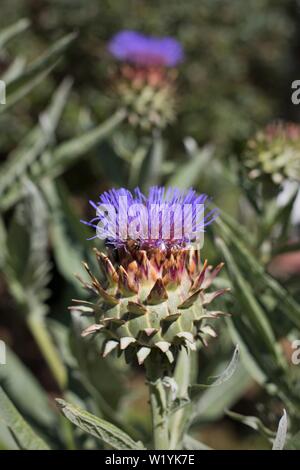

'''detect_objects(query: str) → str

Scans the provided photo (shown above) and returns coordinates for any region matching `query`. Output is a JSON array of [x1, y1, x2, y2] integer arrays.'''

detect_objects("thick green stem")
[[145, 360, 169, 450], [169, 349, 195, 449]]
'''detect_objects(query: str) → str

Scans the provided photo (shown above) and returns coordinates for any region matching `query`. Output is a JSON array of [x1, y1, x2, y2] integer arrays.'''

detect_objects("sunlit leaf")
[[56, 399, 145, 450]]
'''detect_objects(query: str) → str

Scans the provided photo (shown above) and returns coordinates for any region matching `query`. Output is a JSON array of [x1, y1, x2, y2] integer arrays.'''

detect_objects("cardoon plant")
[[245, 122, 300, 186], [108, 31, 184, 131], [242, 122, 300, 252], [73, 186, 229, 449]]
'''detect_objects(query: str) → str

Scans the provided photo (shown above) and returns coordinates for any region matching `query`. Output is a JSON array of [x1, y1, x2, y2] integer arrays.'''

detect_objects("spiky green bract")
[[72, 245, 229, 368], [112, 64, 178, 131]]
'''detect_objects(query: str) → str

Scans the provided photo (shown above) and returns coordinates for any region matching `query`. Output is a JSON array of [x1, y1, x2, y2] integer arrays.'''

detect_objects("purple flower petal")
[[83, 186, 217, 250]]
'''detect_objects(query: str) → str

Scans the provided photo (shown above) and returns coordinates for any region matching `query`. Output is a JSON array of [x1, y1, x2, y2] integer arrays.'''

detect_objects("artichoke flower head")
[[73, 187, 229, 367], [108, 31, 184, 131]]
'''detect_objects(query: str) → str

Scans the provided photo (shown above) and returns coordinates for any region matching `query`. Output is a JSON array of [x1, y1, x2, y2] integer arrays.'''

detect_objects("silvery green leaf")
[[0, 346, 56, 429], [0, 387, 49, 450], [167, 144, 214, 188], [189, 345, 240, 400], [45, 108, 126, 179], [216, 216, 300, 330], [56, 399, 145, 450], [0, 420, 19, 450], [0, 78, 72, 210], [0, 33, 76, 114], [226, 409, 275, 440], [191, 362, 251, 423], [0, 18, 30, 50], [272, 409, 288, 450], [210, 344, 240, 385], [5, 33, 76, 89], [5, 181, 67, 390], [1, 57, 26, 83], [215, 236, 287, 365]]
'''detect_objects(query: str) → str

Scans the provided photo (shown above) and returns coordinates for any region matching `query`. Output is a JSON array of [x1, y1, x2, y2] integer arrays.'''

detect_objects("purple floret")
[[82, 186, 218, 249], [108, 30, 184, 67]]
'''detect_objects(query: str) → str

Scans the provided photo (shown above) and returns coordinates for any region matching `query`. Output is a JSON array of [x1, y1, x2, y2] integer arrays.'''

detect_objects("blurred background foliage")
[[0, 0, 300, 450]]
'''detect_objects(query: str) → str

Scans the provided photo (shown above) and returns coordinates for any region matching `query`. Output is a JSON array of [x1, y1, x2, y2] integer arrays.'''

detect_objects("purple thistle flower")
[[108, 30, 184, 67], [82, 186, 218, 250]]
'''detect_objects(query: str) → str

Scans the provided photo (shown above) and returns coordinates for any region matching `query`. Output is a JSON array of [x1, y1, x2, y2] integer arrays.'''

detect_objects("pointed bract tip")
[[102, 340, 119, 357], [137, 347, 151, 365]]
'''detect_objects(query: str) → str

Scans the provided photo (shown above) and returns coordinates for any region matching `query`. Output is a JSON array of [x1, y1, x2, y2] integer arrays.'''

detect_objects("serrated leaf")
[[0, 387, 49, 450], [56, 399, 145, 450]]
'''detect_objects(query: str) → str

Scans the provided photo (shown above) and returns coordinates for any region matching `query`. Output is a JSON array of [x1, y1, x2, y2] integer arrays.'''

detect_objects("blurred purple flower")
[[108, 30, 184, 67]]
